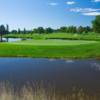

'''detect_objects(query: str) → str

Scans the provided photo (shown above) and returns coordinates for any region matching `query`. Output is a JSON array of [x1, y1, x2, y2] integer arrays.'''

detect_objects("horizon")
[[0, 0, 100, 30]]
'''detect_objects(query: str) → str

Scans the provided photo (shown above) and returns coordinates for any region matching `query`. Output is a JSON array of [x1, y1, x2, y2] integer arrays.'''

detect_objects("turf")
[[8, 40, 97, 46], [0, 39, 99, 59]]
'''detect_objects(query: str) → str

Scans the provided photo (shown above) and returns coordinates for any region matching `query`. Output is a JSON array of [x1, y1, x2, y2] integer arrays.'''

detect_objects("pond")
[[2, 38, 32, 42], [0, 58, 100, 95], [2, 38, 22, 42]]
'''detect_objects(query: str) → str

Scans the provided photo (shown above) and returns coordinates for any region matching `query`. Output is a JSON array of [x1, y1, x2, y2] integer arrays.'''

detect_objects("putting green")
[[8, 40, 97, 46]]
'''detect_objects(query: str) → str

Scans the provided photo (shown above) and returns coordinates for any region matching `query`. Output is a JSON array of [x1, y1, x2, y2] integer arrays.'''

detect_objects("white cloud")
[[83, 12, 100, 16], [66, 1, 76, 5], [70, 8, 100, 12], [92, 0, 100, 2], [69, 8, 100, 16], [48, 2, 58, 6]]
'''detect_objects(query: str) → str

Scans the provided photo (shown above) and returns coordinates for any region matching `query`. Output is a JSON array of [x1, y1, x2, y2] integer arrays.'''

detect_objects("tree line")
[[0, 15, 100, 41], [0, 24, 9, 41]]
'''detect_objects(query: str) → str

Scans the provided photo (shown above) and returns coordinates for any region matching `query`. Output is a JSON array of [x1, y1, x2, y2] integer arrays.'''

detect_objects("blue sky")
[[0, 0, 100, 30]]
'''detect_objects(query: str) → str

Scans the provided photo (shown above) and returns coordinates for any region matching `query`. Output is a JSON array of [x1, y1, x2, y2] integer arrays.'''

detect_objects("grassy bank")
[[0, 40, 100, 58], [4, 32, 100, 41]]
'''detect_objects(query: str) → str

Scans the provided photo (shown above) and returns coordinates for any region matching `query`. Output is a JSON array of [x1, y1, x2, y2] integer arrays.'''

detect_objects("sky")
[[0, 0, 100, 30]]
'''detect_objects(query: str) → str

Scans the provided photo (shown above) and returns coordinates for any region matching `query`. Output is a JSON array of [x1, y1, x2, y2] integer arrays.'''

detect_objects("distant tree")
[[53, 29, 59, 33], [77, 26, 84, 34], [27, 30, 32, 34], [66, 26, 77, 33], [18, 28, 21, 34], [23, 28, 26, 34], [11, 30, 18, 34], [84, 26, 92, 33], [0, 25, 6, 42], [5, 24, 9, 42], [71, 26, 77, 33], [45, 27, 53, 34], [59, 26, 67, 33], [67, 27, 71, 33], [33, 28, 38, 33], [6, 24, 9, 34], [37, 27, 45, 34], [92, 15, 100, 33]]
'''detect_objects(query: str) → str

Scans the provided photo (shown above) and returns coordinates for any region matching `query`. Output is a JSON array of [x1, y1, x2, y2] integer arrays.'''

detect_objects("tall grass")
[[0, 82, 100, 100]]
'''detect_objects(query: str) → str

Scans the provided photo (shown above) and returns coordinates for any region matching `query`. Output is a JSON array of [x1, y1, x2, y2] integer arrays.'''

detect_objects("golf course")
[[0, 15, 99, 59], [0, 33, 100, 59], [0, 0, 100, 98]]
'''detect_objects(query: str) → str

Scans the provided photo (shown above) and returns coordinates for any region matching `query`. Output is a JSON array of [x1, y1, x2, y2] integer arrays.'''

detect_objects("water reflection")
[[65, 60, 74, 63], [91, 62, 100, 71], [0, 58, 100, 94], [2, 38, 21, 42]]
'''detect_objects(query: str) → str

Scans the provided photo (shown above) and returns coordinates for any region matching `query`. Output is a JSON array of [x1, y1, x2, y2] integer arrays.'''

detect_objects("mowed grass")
[[0, 39, 100, 58], [8, 40, 97, 46]]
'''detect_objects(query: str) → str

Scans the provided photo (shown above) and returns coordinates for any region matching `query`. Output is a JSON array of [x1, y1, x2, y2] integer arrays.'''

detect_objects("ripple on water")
[[65, 60, 74, 63]]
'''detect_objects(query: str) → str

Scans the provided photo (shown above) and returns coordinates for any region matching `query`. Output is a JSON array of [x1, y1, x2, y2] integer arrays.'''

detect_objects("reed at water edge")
[[0, 82, 100, 100]]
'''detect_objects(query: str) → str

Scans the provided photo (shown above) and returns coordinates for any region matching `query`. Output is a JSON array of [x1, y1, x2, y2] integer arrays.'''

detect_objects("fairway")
[[8, 40, 97, 46]]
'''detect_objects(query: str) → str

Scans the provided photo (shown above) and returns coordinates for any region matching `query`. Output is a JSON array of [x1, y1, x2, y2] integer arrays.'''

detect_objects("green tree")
[[59, 26, 67, 33], [11, 30, 18, 34], [0, 25, 6, 42], [92, 15, 100, 33], [23, 28, 26, 34], [84, 26, 92, 33], [18, 28, 21, 34], [45, 27, 53, 34], [70, 26, 77, 33], [77, 26, 84, 34], [37, 27, 44, 34], [33, 28, 38, 33], [6, 24, 9, 42], [66, 26, 77, 33], [6, 24, 9, 34]]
